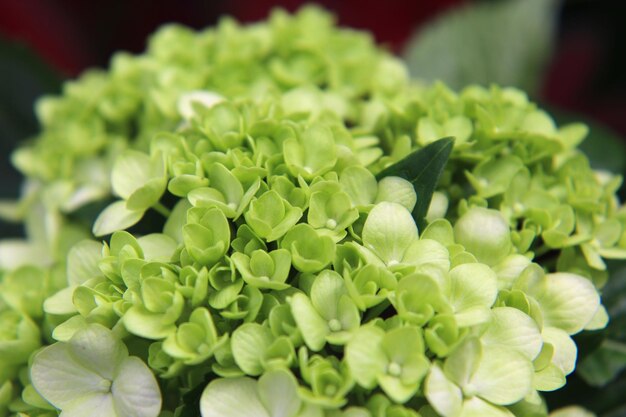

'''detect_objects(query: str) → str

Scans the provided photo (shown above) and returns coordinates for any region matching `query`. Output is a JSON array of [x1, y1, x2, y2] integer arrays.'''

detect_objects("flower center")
[[324, 385, 338, 397], [325, 219, 337, 229], [328, 319, 342, 332], [387, 362, 402, 377], [98, 378, 112, 392]]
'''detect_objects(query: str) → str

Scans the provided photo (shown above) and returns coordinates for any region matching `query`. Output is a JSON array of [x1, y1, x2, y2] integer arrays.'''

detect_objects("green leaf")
[[376, 137, 454, 228], [403, 0, 557, 94]]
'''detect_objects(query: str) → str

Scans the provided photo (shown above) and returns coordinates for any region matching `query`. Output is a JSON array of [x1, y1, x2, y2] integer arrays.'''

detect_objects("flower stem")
[[152, 202, 171, 217]]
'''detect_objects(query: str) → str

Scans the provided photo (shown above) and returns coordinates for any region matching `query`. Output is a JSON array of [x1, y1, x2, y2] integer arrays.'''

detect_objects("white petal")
[[112, 357, 162, 417], [60, 393, 117, 417], [31, 343, 109, 409]]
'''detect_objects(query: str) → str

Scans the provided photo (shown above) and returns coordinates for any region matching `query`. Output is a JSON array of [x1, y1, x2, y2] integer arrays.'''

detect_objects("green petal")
[[200, 377, 269, 417], [377, 373, 420, 404], [424, 364, 463, 417], [448, 263, 498, 319], [111, 150, 159, 200], [289, 293, 329, 351], [345, 325, 387, 388], [362, 202, 418, 266], [231, 323, 274, 376], [481, 307, 542, 361], [466, 346, 533, 405], [533, 364, 565, 391], [535, 273, 600, 334], [311, 271, 345, 321], [137, 234, 177, 262], [454, 207, 511, 266], [111, 356, 162, 417], [375, 176, 417, 212], [541, 327, 576, 375], [93, 201, 144, 237], [123, 305, 179, 339], [67, 240, 103, 286], [68, 324, 129, 380], [340, 166, 378, 206], [258, 369, 302, 417], [459, 397, 515, 417], [402, 239, 450, 272], [126, 177, 167, 212], [444, 338, 482, 388]]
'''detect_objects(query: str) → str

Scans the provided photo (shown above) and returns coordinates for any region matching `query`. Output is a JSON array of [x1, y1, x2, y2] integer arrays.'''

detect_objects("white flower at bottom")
[[30, 324, 161, 417]]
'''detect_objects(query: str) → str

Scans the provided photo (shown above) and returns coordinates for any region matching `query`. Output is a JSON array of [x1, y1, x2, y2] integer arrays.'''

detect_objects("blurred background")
[[1, 0, 625, 415]]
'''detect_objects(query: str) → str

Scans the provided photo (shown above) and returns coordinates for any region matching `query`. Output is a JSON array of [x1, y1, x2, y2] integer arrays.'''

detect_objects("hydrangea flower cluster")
[[0, 6, 624, 417]]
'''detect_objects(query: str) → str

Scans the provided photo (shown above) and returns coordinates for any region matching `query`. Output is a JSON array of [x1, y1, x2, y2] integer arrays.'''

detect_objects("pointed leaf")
[[376, 137, 454, 228]]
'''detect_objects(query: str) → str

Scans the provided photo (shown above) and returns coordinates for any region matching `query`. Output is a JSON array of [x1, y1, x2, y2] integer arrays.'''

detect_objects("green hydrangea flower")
[[0, 6, 620, 417]]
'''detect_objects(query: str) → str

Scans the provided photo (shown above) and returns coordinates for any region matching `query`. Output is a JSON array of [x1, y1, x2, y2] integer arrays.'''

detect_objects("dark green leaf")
[[577, 340, 626, 387], [376, 137, 454, 230], [403, 0, 558, 94]]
